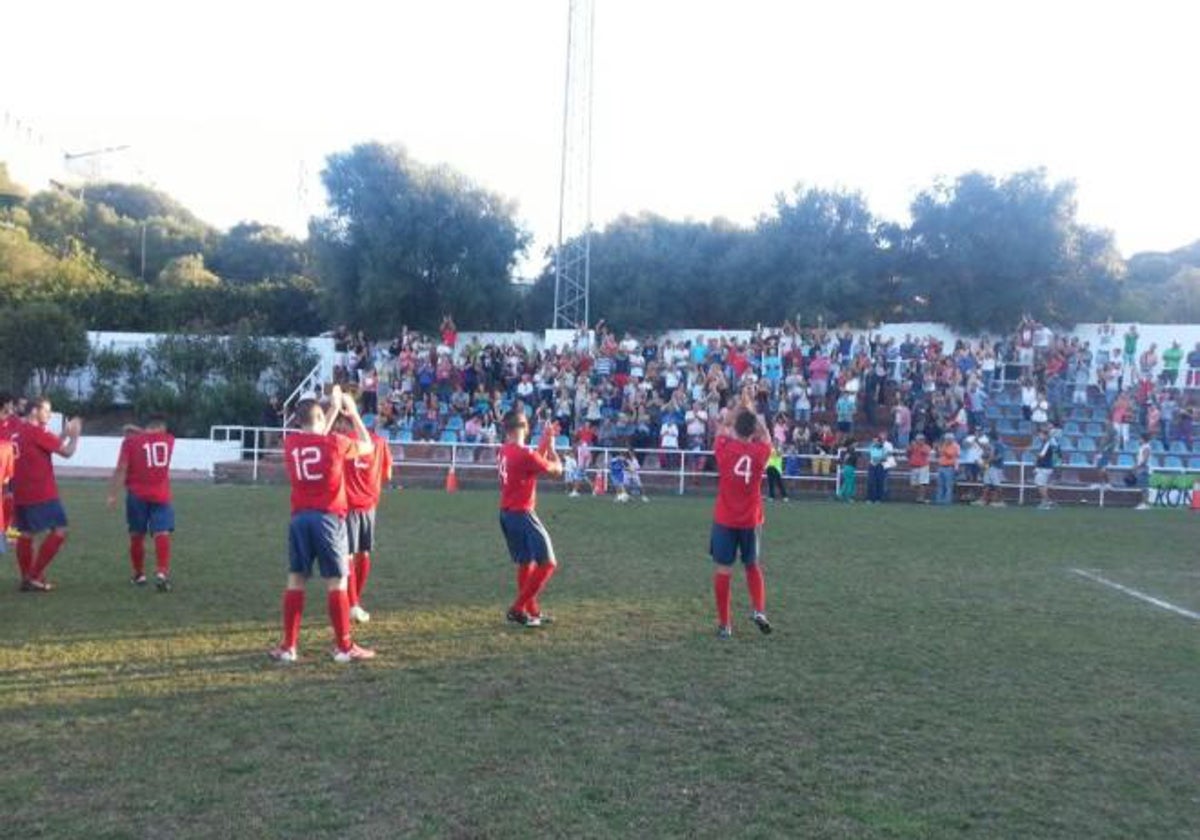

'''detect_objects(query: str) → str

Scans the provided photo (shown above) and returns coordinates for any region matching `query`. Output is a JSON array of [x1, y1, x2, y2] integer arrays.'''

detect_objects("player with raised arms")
[[12, 397, 82, 592], [710, 390, 774, 640], [338, 412, 394, 624], [497, 410, 563, 628], [269, 387, 377, 663], [107, 416, 176, 591]]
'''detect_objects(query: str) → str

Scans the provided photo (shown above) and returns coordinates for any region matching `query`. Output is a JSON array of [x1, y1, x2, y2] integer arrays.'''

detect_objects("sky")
[[4, 0, 1198, 277]]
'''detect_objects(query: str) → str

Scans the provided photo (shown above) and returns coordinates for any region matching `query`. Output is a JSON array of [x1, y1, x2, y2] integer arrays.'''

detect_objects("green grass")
[[1, 482, 1198, 839]]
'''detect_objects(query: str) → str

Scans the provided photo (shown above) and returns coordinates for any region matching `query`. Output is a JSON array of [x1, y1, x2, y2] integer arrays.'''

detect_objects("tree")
[[906, 170, 1124, 330], [157, 253, 220, 288], [311, 142, 529, 332], [209, 221, 309, 283], [0, 302, 89, 393], [0, 162, 28, 209]]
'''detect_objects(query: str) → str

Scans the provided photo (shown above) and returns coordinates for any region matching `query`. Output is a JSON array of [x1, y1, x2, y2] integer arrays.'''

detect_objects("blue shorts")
[[16, 499, 68, 534], [710, 523, 759, 566], [288, 511, 349, 579], [499, 510, 556, 564], [126, 493, 175, 534], [346, 508, 376, 554]]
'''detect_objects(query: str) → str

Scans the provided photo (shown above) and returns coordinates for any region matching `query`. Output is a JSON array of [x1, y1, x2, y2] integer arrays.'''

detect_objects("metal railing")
[[280, 362, 325, 428], [208, 425, 1196, 507]]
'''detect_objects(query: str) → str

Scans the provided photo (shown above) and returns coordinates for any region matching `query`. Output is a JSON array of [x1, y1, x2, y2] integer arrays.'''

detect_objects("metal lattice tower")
[[552, 0, 595, 330]]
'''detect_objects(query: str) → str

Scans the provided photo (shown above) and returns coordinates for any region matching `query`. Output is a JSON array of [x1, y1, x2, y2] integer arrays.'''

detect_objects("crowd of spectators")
[[322, 315, 1200, 497]]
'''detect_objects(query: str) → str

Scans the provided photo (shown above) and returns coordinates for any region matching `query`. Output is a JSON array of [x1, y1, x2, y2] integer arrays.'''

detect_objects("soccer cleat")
[[332, 643, 377, 663], [349, 605, 371, 624], [1134, 503, 1150, 510], [528, 611, 554, 625], [716, 625, 733, 640], [506, 608, 531, 625], [752, 612, 773, 635], [155, 574, 171, 593], [26, 579, 55, 593], [991, 500, 1007, 508], [267, 646, 297, 663], [641, 496, 650, 503], [568, 490, 580, 498], [18, 579, 34, 593], [131, 574, 147, 586]]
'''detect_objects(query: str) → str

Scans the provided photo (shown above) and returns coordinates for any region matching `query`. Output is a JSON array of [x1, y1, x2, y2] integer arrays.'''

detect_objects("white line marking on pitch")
[[1070, 569, 1200, 621]]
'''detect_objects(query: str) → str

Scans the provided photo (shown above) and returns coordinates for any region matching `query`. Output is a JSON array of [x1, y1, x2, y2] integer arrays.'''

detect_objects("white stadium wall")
[[65, 436, 244, 475]]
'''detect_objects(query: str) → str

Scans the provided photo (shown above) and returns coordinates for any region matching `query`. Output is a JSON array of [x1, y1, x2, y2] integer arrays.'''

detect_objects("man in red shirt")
[[497, 409, 563, 628], [269, 389, 376, 664], [710, 394, 773, 640], [12, 397, 82, 591], [107, 416, 176, 591], [0, 392, 19, 541], [339, 416, 394, 624], [0, 427, 13, 563]]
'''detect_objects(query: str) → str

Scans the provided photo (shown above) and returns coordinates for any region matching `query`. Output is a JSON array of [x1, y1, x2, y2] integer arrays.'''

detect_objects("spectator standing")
[[765, 446, 788, 502], [1032, 427, 1062, 510], [1133, 433, 1153, 510], [866, 432, 894, 503], [835, 438, 858, 503], [907, 434, 932, 504], [935, 433, 960, 506]]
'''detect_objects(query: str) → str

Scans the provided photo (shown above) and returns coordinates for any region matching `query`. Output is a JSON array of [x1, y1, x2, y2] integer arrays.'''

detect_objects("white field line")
[[1070, 568, 1200, 621]]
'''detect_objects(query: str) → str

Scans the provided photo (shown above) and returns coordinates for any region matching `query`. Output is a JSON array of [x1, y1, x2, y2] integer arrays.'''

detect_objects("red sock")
[[354, 553, 371, 602], [345, 565, 358, 607], [153, 534, 171, 576], [2, 495, 12, 530], [745, 563, 766, 614], [517, 562, 556, 614], [281, 589, 305, 650], [327, 589, 352, 652], [129, 534, 146, 576], [510, 563, 535, 612], [713, 571, 732, 627], [16, 535, 33, 579], [30, 532, 66, 581]]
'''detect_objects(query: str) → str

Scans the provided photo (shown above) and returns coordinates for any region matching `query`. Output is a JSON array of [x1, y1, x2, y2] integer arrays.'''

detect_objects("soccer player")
[[269, 390, 376, 663], [107, 416, 176, 590], [0, 428, 13, 562], [339, 414, 393, 624], [0, 392, 19, 541], [710, 397, 773, 640], [497, 409, 563, 628], [12, 397, 82, 591]]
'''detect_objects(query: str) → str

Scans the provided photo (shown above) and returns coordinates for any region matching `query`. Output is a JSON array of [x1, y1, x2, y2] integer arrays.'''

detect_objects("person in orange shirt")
[[935, 432, 960, 505], [906, 434, 933, 504]]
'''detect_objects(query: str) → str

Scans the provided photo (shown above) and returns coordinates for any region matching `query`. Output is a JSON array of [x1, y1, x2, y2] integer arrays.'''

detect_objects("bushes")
[[80, 328, 319, 437]]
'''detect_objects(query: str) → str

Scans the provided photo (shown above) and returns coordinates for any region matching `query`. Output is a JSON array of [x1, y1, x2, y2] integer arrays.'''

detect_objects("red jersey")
[[12, 422, 65, 506], [121, 431, 175, 504], [712, 435, 771, 528], [498, 441, 552, 512], [345, 433, 393, 511], [284, 431, 359, 516], [0, 415, 20, 440]]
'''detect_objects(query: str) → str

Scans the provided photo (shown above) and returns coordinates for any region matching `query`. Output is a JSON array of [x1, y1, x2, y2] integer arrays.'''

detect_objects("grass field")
[[1, 482, 1197, 839]]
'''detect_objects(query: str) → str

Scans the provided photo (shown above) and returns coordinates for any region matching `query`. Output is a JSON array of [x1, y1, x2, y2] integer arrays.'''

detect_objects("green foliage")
[[0, 162, 29, 208], [156, 253, 220, 288], [312, 142, 530, 332], [86, 346, 126, 413], [0, 301, 89, 393], [114, 330, 318, 435], [906, 170, 1125, 329], [209, 221, 309, 284]]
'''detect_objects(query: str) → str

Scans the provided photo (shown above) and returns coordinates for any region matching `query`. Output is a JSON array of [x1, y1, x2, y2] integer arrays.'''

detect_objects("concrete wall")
[[62, 436, 243, 475]]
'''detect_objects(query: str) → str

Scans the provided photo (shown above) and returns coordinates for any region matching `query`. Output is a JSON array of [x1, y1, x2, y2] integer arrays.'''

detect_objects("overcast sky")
[[4, 0, 1197, 276]]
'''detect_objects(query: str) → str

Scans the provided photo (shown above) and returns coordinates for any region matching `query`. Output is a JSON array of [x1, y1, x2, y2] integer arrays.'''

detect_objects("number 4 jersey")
[[121, 431, 176, 504], [713, 435, 772, 529], [284, 431, 358, 516]]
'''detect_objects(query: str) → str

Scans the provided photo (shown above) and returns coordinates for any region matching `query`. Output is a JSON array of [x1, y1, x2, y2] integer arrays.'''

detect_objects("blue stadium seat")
[[398, 429, 413, 443], [1086, 422, 1105, 437], [445, 415, 464, 431], [1017, 421, 1033, 435], [1020, 450, 1035, 465], [1117, 453, 1134, 468], [1068, 452, 1089, 467], [1077, 437, 1097, 452], [1151, 440, 1165, 453], [1162, 455, 1184, 470], [1190, 457, 1200, 471], [555, 435, 570, 450], [1064, 421, 1081, 435], [1170, 440, 1189, 454], [439, 430, 459, 443]]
